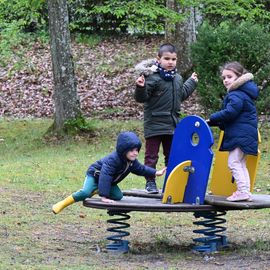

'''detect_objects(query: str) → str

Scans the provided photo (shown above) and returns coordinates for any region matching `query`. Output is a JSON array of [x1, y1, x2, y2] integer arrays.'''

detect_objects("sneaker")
[[145, 181, 159, 194], [226, 191, 252, 202]]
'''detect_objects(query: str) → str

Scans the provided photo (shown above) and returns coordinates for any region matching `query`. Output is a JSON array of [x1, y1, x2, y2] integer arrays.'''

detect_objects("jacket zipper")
[[171, 80, 175, 126], [113, 161, 131, 183]]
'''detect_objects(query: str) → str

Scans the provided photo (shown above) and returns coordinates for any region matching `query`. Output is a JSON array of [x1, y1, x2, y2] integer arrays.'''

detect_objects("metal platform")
[[83, 195, 216, 212], [205, 194, 270, 210], [83, 189, 270, 211]]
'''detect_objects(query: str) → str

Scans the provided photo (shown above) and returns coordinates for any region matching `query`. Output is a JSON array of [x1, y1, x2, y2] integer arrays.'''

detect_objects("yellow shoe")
[[91, 189, 98, 196], [52, 195, 75, 214]]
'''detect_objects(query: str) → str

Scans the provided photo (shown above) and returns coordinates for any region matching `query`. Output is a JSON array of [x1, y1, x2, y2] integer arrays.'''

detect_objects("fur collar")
[[228, 73, 254, 91], [135, 59, 158, 76]]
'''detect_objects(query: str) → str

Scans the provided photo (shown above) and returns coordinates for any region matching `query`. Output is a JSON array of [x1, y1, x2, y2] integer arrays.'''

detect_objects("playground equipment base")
[[83, 189, 270, 253]]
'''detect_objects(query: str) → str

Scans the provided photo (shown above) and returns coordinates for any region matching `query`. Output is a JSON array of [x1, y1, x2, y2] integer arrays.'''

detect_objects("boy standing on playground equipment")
[[52, 131, 166, 214], [207, 61, 259, 202], [134, 43, 198, 194]]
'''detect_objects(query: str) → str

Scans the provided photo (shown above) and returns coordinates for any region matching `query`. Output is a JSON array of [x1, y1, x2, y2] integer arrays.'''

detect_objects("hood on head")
[[116, 131, 142, 158]]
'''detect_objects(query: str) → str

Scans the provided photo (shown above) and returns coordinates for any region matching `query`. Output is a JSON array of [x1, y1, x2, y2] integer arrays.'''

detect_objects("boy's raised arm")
[[182, 72, 198, 101]]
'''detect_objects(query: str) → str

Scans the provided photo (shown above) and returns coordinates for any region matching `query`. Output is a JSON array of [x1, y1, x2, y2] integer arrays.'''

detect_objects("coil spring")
[[106, 210, 130, 253], [192, 210, 228, 252]]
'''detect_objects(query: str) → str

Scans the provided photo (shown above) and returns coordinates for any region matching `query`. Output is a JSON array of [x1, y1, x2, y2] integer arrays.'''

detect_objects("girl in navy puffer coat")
[[207, 62, 259, 202], [52, 131, 166, 214]]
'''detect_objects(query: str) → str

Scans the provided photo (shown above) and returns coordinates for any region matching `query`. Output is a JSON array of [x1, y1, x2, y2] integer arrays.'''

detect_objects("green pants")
[[72, 175, 123, 202]]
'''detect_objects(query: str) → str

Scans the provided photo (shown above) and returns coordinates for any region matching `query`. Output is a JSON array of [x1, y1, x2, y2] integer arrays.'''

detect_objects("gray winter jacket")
[[134, 59, 197, 138]]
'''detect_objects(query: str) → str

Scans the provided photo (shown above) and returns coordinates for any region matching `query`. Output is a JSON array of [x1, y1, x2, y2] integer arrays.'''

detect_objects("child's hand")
[[191, 72, 198, 83], [156, 167, 167, 177], [101, 197, 115, 203], [206, 119, 211, 126], [136, 75, 145, 87]]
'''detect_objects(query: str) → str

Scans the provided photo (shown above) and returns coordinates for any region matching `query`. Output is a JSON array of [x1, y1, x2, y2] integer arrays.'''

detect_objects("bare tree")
[[166, 1, 202, 77], [47, 0, 81, 133]]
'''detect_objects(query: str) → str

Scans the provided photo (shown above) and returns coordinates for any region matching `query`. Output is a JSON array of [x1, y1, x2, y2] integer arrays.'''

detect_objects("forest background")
[[1, 0, 270, 125]]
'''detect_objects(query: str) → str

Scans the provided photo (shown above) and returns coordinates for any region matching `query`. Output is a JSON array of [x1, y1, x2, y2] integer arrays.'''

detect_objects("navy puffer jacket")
[[86, 131, 156, 197], [209, 73, 259, 155]]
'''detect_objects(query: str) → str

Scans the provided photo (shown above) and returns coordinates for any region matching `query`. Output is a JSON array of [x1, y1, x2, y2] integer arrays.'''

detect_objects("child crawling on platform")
[[52, 131, 166, 214]]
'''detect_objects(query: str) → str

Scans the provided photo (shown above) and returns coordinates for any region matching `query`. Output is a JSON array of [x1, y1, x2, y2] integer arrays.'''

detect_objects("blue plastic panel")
[[162, 115, 214, 204]]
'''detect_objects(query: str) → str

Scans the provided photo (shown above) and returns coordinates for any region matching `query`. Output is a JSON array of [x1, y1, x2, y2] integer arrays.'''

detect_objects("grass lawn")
[[0, 118, 269, 269]]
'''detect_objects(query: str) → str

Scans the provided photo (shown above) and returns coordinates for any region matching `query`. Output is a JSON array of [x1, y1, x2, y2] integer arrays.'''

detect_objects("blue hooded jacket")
[[209, 74, 259, 155], [86, 131, 156, 197]]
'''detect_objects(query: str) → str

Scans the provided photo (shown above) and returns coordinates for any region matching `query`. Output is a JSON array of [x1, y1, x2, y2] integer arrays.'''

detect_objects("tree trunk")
[[47, 0, 81, 133], [165, 1, 202, 77]]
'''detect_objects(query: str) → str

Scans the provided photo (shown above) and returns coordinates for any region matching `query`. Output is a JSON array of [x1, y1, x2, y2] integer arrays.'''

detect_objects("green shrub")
[[63, 115, 95, 136], [0, 0, 47, 67], [74, 33, 102, 47], [68, 0, 183, 34], [200, 0, 270, 27], [0, 0, 47, 32], [0, 22, 30, 67], [191, 21, 270, 115]]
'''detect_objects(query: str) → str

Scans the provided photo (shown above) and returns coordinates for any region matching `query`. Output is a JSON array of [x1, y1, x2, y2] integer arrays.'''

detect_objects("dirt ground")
[[1, 187, 269, 269]]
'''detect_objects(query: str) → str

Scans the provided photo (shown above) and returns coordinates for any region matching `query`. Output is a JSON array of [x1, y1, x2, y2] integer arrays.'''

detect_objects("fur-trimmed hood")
[[134, 59, 158, 76], [228, 73, 254, 91], [228, 72, 259, 100]]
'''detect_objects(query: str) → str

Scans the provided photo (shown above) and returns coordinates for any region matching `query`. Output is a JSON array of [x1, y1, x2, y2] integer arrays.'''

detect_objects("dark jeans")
[[144, 135, 173, 181]]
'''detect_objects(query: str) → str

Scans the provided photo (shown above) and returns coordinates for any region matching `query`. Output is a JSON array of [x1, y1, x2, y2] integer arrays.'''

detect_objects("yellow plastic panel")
[[162, 160, 191, 204], [209, 131, 261, 196]]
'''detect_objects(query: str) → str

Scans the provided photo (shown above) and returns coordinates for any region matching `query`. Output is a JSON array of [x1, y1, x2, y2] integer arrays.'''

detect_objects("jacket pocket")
[[151, 111, 172, 125]]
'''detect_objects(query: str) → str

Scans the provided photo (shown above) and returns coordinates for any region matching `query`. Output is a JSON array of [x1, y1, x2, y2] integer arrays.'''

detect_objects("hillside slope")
[[0, 36, 203, 119]]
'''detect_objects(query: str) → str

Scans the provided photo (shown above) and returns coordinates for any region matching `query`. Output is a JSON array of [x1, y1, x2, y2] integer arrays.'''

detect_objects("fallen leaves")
[[0, 37, 203, 120]]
